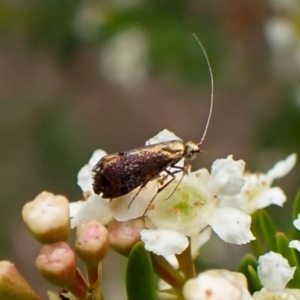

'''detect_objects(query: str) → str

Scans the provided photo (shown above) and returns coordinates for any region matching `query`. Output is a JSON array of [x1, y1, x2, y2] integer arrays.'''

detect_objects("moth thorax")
[[184, 141, 200, 160]]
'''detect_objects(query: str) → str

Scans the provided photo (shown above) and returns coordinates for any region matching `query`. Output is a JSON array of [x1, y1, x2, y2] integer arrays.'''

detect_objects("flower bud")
[[108, 218, 144, 256], [75, 219, 109, 267], [35, 242, 88, 299], [0, 261, 40, 300], [35, 242, 77, 287], [22, 191, 70, 244]]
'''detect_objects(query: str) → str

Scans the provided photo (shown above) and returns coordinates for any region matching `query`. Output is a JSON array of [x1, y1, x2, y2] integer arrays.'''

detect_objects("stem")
[[68, 268, 89, 300], [89, 264, 106, 300], [86, 265, 99, 288], [176, 239, 196, 279], [151, 254, 185, 290]]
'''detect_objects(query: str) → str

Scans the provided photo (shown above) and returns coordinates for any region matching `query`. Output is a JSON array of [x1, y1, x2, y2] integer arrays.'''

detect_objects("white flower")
[[144, 170, 220, 237], [140, 229, 189, 256], [183, 269, 253, 300], [253, 251, 300, 299], [265, 18, 297, 53], [253, 288, 300, 300], [258, 252, 295, 291], [265, 0, 300, 82], [226, 154, 296, 215], [139, 155, 254, 252], [70, 195, 113, 229], [99, 27, 149, 86], [208, 155, 246, 196]]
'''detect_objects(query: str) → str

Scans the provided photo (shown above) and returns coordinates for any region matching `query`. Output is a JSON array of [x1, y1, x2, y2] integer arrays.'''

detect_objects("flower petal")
[[289, 240, 300, 252], [147, 173, 219, 236], [257, 251, 296, 292], [111, 181, 157, 222], [77, 149, 107, 193], [208, 155, 245, 196], [266, 153, 297, 181], [293, 214, 300, 231], [77, 165, 93, 193], [208, 207, 255, 244], [251, 187, 286, 210], [69, 200, 84, 219], [70, 195, 113, 228], [140, 229, 188, 256], [253, 287, 300, 300], [191, 227, 212, 259], [146, 129, 182, 145], [88, 149, 107, 167]]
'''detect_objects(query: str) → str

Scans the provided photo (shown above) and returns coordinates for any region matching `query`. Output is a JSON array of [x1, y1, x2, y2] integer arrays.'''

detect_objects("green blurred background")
[[0, 0, 299, 298]]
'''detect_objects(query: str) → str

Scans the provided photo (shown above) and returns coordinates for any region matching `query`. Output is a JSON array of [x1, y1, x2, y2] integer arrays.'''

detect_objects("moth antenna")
[[192, 33, 214, 146]]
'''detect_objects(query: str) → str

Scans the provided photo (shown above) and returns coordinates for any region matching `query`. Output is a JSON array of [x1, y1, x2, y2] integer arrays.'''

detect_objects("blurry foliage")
[[0, 0, 222, 81], [257, 92, 300, 152], [98, 1, 223, 83], [28, 0, 80, 57], [0, 0, 81, 57]]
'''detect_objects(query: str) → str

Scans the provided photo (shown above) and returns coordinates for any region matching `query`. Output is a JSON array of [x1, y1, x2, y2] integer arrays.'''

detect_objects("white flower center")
[[147, 177, 218, 236]]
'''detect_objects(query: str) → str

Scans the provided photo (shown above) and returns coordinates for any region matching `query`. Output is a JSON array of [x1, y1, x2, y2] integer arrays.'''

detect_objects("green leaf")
[[237, 254, 260, 294], [251, 212, 265, 256], [276, 232, 290, 253], [126, 242, 156, 300], [291, 188, 300, 240], [247, 265, 262, 292], [237, 254, 258, 274], [251, 210, 277, 255], [276, 232, 300, 288], [259, 210, 277, 251]]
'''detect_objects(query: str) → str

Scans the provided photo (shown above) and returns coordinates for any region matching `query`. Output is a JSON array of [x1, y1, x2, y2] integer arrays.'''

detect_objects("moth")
[[92, 34, 214, 211]]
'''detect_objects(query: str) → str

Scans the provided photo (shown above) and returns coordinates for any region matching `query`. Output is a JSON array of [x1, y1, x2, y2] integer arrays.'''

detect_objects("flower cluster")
[[73, 130, 295, 257], [183, 251, 300, 300], [1, 129, 297, 300]]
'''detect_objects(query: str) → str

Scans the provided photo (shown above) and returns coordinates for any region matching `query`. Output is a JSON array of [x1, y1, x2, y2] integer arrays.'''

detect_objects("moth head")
[[184, 141, 200, 161]]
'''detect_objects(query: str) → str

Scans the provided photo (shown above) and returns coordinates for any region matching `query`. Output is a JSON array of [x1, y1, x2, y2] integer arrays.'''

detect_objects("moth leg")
[[127, 167, 177, 210], [127, 181, 149, 209], [164, 168, 187, 200], [143, 167, 184, 216]]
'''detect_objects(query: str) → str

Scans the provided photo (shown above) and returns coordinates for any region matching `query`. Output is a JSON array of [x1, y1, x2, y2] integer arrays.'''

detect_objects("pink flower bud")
[[75, 219, 109, 267], [108, 218, 145, 256], [35, 242, 88, 299]]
